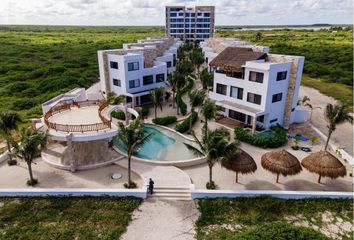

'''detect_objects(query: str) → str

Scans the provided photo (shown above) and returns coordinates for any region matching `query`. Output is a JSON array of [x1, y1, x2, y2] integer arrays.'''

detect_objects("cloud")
[[0, 0, 352, 25]]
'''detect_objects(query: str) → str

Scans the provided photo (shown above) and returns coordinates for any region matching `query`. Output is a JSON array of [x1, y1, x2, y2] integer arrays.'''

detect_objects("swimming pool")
[[114, 124, 201, 161]]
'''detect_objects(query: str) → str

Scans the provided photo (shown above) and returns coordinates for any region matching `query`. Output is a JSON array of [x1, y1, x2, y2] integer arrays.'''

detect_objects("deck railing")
[[44, 100, 112, 133]]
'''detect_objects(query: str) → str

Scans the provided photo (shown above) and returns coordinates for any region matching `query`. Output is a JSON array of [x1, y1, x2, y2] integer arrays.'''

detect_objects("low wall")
[[0, 188, 147, 199], [191, 189, 354, 199]]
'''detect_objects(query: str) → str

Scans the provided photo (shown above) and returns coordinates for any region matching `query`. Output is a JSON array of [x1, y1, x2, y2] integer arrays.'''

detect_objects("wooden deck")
[[216, 117, 245, 129]]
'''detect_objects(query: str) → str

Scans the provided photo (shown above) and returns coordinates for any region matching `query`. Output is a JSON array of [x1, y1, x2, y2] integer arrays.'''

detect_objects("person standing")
[[148, 178, 154, 195]]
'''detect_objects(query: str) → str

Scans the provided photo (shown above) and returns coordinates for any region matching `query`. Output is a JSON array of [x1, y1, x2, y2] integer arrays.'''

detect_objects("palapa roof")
[[209, 47, 267, 72], [301, 150, 346, 178], [261, 150, 302, 176], [222, 149, 257, 174]]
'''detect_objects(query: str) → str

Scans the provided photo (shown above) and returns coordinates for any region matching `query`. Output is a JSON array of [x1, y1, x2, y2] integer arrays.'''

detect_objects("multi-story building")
[[201, 38, 308, 133], [165, 6, 215, 43], [98, 37, 183, 107]]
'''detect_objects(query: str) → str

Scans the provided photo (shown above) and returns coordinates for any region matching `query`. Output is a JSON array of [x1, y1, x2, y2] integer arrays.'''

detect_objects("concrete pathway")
[[121, 199, 199, 240]]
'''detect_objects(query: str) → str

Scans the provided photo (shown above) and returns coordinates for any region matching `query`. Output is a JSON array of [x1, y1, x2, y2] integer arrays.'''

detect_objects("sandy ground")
[[0, 158, 142, 188], [299, 86, 353, 156], [121, 199, 199, 240]]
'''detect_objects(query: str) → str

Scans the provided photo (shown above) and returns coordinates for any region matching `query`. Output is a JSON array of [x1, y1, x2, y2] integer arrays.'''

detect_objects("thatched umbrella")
[[222, 149, 257, 183], [301, 150, 346, 183], [261, 150, 302, 183]]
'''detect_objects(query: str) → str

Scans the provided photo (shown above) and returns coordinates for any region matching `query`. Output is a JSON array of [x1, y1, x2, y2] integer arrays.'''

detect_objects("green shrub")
[[7, 159, 17, 166], [235, 221, 330, 240], [175, 111, 198, 133], [141, 107, 149, 117], [234, 125, 287, 148], [124, 181, 137, 189], [111, 110, 125, 120], [152, 116, 177, 126], [206, 181, 217, 190], [27, 178, 38, 186], [177, 94, 187, 116]]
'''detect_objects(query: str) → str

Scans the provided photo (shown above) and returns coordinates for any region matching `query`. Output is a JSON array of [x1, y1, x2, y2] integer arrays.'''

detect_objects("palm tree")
[[188, 89, 205, 129], [298, 96, 313, 120], [151, 87, 164, 118], [201, 99, 218, 135], [324, 103, 353, 150], [190, 48, 204, 77], [12, 128, 47, 186], [200, 69, 213, 90], [176, 74, 187, 115], [168, 73, 177, 109], [185, 128, 238, 189], [117, 118, 153, 188], [0, 111, 21, 164]]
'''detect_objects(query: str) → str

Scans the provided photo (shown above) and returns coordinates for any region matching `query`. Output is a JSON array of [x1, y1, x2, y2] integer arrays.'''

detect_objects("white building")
[[98, 37, 183, 107], [165, 6, 215, 43], [201, 38, 308, 133]]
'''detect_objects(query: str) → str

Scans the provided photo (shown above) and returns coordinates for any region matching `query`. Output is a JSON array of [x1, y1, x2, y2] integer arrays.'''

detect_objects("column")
[[66, 133, 76, 172], [251, 116, 257, 135]]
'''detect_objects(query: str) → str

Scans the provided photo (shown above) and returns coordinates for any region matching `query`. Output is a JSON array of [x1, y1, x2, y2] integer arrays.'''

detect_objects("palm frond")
[[184, 142, 204, 157]]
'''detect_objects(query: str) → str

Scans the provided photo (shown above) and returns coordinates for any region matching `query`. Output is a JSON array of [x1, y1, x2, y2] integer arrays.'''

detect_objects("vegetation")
[[117, 118, 153, 188], [324, 103, 353, 150], [11, 128, 47, 186], [152, 116, 177, 126], [216, 28, 353, 109], [0, 197, 142, 240], [234, 125, 287, 148], [188, 89, 205, 129], [0, 111, 21, 164], [201, 99, 218, 134], [175, 112, 198, 133], [200, 69, 213, 90], [185, 128, 238, 189], [151, 87, 164, 118], [111, 110, 125, 120], [196, 197, 353, 240]]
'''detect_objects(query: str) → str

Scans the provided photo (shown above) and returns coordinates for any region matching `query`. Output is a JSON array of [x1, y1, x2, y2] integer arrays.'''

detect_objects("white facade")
[[98, 37, 183, 106], [202, 38, 307, 131]]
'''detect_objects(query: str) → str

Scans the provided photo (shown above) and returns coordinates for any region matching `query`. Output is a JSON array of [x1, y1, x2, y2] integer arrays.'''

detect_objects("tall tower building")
[[165, 6, 215, 43]]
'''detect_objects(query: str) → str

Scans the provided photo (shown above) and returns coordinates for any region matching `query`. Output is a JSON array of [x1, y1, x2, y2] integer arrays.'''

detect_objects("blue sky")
[[0, 0, 352, 26]]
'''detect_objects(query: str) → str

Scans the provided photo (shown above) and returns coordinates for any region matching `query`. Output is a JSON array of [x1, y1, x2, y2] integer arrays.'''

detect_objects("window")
[[291, 108, 295, 112], [247, 93, 262, 105], [272, 93, 283, 103], [229, 110, 246, 122], [156, 73, 165, 83], [204, 13, 210, 17], [257, 115, 264, 123], [110, 61, 118, 69], [230, 86, 243, 100], [249, 71, 264, 83], [113, 78, 121, 87], [143, 75, 153, 85], [173, 54, 176, 67], [216, 83, 227, 95], [128, 62, 139, 71], [276, 71, 287, 81], [129, 79, 140, 88], [166, 61, 172, 68], [270, 118, 278, 123]]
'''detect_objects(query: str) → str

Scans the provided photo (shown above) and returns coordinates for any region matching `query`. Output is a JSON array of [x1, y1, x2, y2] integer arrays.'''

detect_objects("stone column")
[[251, 116, 257, 135], [102, 52, 111, 96], [66, 133, 76, 172]]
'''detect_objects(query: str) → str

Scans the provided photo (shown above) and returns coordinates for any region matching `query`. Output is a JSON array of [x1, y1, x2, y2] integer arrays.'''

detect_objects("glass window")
[[129, 79, 140, 88], [276, 71, 287, 81], [156, 73, 165, 83], [216, 83, 227, 95], [110, 61, 118, 69], [170, 13, 177, 17], [113, 78, 121, 87], [166, 61, 172, 68], [272, 93, 283, 103], [230, 86, 243, 100], [143, 75, 153, 85], [257, 115, 264, 123], [128, 62, 139, 71], [249, 71, 264, 83], [270, 118, 278, 123], [247, 92, 262, 105], [204, 13, 210, 17]]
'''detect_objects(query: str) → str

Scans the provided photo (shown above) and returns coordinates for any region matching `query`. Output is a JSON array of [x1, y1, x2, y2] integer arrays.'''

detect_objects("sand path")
[[121, 199, 199, 240]]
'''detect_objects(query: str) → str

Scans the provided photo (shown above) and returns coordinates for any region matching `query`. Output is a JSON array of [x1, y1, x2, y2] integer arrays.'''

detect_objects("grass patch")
[[0, 197, 142, 240], [196, 197, 353, 240]]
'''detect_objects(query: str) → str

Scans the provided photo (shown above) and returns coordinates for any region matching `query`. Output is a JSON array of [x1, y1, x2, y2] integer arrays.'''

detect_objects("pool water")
[[114, 125, 199, 161]]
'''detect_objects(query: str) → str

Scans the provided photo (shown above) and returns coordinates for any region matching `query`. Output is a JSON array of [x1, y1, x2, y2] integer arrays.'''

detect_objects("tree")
[[200, 69, 213, 90], [176, 74, 187, 115], [151, 87, 164, 118], [117, 118, 153, 188], [190, 47, 205, 77], [188, 89, 205, 129], [0, 111, 21, 165], [201, 99, 218, 135], [255, 32, 262, 41], [12, 128, 47, 186], [168, 73, 177, 108], [324, 103, 353, 150], [298, 96, 313, 120], [185, 129, 238, 189]]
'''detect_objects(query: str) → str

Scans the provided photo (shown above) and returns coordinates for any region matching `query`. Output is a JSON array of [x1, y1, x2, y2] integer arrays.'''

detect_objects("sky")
[[0, 0, 352, 26]]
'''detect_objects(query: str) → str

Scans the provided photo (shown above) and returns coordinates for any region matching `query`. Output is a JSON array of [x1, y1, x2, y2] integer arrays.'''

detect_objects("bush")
[[152, 116, 177, 126], [235, 221, 330, 240], [7, 159, 17, 166], [124, 181, 137, 189], [27, 178, 38, 186], [175, 112, 198, 133], [234, 125, 287, 148], [206, 181, 217, 190], [177, 94, 187, 115], [111, 110, 125, 120], [141, 107, 149, 117]]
